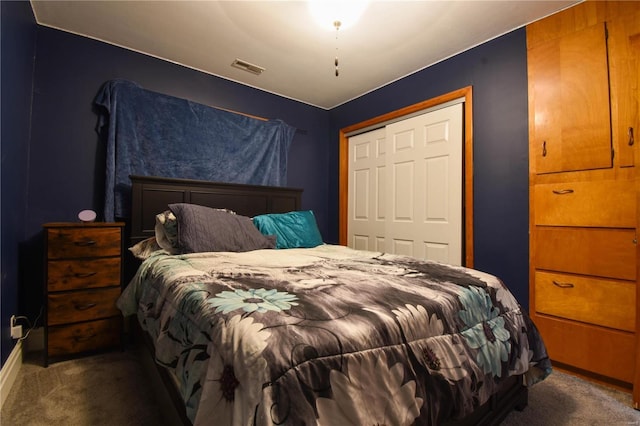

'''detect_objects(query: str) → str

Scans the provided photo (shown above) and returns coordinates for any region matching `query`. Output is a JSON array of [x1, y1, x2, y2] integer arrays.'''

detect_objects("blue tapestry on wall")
[[94, 79, 295, 221]]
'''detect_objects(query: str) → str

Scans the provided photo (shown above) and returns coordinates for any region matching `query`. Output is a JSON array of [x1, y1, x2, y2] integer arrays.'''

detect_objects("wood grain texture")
[[47, 317, 122, 357], [46, 226, 122, 259], [535, 271, 635, 331], [533, 313, 635, 384], [44, 223, 124, 365], [527, 1, 639, 398], [533, 179, 636, 228], [534, 227, 636, 280], [47, 257, 121, 292]]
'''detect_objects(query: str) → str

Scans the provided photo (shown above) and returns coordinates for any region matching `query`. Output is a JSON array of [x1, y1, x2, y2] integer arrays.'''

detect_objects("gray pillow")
[[154, 210, 180, 254], [128, 237, 163, 260], [168, 203, 275, 253]]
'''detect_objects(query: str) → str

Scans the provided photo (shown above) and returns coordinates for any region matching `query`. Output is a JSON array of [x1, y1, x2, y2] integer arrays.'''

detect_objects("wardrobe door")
[[608, 9, 640, 168], [529, 23, 612, 174]]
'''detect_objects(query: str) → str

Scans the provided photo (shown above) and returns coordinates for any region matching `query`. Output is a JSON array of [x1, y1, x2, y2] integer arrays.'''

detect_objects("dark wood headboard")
[[129, 175, 303, 245]]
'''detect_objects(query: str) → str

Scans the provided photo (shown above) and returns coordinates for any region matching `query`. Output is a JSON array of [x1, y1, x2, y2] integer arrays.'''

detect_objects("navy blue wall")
[[329, 29, 530, 307], [27, 27, 331, 237], [1, 6, 532, 369], [1, 1, 37, 366]]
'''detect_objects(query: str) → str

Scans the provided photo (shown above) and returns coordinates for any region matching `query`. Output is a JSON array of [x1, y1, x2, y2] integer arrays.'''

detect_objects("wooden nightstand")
[[43, 222, 125, 366]]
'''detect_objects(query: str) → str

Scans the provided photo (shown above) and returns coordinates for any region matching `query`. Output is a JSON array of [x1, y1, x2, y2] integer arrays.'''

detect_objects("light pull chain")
[[334, 20, 341, 77]]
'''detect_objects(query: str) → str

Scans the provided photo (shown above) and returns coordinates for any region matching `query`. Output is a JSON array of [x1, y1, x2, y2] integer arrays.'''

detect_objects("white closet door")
[[348, 103, 463, 265], [348, 128, 387, 251], [386, 103, 463, 264]]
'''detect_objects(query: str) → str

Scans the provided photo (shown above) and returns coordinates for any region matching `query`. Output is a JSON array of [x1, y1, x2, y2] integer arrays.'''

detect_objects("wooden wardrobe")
[[527, 1, 639, 407]]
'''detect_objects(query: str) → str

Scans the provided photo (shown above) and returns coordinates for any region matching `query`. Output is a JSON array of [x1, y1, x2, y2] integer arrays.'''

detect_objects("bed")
[[119, 175, 551, 426]]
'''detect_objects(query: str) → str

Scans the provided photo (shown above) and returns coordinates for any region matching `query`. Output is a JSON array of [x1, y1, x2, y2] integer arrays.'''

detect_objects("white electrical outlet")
[[10, 315, 23, 339]]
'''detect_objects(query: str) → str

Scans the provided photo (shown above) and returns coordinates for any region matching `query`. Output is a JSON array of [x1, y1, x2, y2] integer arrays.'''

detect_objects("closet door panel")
[[348, 128, 387, 251], [386, 103, 463, 264]]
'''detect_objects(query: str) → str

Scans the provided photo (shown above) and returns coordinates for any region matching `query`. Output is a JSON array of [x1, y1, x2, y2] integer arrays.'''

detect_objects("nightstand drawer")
[[48, 287, 121, 326], [47, 227, 121, 259], [535, 271, 635, 331], [47, 258, 121, 291], [48, 317, 122, 357]]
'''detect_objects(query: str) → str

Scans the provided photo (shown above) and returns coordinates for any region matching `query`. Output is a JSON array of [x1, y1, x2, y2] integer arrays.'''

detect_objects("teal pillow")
[[253, 210, 323, 249]]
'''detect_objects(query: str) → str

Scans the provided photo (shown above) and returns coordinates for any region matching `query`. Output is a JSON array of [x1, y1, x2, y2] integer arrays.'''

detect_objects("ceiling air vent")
[[231, 59, 265, 75]]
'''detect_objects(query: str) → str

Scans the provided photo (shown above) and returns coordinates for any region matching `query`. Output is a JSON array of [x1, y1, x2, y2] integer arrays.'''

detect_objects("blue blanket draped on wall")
[[94, 79, 295, 221]]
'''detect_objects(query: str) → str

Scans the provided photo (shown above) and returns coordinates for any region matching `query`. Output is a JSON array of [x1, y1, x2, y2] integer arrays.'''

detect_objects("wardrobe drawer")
[[48, 317, 122, 357], [535, 271, 635, 331], [534, 180, 635, 227], [47, 227, 121, 259], [48, 287, 121, 326], [47, 258, 121, 292], [533, 314, 635, 383], [534, 227, 637, 280]]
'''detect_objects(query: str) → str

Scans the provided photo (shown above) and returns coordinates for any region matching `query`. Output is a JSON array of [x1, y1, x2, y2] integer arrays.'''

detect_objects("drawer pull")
[[552, 189, 574, 195], [74, 302, 97, 311], [73, 334, 97, 343], [552, 280, 574, 289], [74, 240, 97, 247], [74, 272, 97, 278], [542, 141, 547, 157], [629, 127, 634, 146]]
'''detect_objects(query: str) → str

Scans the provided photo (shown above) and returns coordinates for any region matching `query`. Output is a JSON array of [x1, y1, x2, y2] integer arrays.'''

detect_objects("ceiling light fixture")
[[308, 0, 368, 77], [308, 0, 368, 31], [334, 20, 341, 77], [231, 59, 265, 75]]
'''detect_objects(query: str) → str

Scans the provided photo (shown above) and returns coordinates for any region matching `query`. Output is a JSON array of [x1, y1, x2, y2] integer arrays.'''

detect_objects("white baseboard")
[[0, 340, 23, 409]]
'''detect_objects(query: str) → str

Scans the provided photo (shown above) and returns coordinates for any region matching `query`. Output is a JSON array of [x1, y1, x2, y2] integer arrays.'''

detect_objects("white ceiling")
[[30, 0, 580, 110]]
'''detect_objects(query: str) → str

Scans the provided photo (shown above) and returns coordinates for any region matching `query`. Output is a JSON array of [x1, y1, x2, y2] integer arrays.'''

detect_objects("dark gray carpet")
[[2, 348, 639, 425], [502, 370, 639, 426], [1, 347, 168, 426]]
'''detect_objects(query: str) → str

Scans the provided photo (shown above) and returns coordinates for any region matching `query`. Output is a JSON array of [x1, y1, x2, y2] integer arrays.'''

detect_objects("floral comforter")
[[118, 244, 551, 426]]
